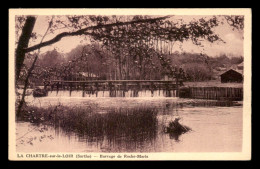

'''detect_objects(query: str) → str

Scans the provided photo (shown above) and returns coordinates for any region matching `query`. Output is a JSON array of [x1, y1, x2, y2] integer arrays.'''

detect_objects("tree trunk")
[[15, 16, 36, 83], [118, 56, 122, 80], [17, 53, 39, 118], [139, 56, 143, 80]]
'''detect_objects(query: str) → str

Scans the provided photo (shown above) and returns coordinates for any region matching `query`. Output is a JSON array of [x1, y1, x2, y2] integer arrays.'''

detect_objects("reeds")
[[20, 105, 159, 143]]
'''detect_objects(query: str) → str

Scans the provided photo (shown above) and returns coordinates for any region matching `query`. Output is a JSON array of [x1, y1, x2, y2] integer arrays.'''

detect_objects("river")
[[16, 90, 243, 152]]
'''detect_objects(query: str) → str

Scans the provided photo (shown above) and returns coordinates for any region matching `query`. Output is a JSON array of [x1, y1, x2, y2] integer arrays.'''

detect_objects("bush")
[[183, 63, 212, 81]]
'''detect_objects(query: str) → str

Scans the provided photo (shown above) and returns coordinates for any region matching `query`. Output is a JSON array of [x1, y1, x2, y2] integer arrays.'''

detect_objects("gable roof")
[[235, 69, 243, 75], [220, 69, 243, 76]]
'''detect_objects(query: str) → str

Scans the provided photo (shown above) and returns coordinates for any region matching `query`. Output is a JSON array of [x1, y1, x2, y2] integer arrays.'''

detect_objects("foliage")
[[24, 45, 243, 84], [15, 15, 244, 81], [183, 63, 212, 81], [168, 52, 243, 81], [37, 49, 66, 67]]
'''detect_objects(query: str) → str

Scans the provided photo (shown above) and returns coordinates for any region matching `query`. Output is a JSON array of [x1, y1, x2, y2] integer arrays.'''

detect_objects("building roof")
[[220, 69, 243, 76], [235, 69, 243, 75]]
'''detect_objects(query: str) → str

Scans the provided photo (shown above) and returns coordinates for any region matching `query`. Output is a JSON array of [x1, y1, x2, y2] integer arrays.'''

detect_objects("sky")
[[28, 15, 244, 57]]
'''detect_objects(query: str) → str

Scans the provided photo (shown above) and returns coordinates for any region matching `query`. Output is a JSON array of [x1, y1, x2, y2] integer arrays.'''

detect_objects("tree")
[[15, 16, 36, 81], [14, 14, 244, 117], [15, 15, 175, 117], [15, 15, 171, 82]]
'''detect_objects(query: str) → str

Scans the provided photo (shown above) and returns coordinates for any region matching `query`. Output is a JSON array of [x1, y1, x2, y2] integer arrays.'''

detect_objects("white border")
[[9, 8, 251, 161]]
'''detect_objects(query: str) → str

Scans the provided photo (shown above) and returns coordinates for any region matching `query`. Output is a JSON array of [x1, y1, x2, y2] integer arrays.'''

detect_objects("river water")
[[16, 90, 243, 152]]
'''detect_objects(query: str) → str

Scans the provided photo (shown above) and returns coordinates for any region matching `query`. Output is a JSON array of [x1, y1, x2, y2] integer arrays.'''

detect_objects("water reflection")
[[52, 108, 158, 152], [169, 132, 182, 142], [17, 95, 243, 152]]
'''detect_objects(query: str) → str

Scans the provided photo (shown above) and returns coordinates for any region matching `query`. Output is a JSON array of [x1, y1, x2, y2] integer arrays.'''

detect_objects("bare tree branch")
[[23, 15, 171, 53]]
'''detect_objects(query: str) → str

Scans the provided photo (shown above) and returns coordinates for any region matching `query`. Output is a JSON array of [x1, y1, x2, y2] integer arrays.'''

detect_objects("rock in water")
[[165, 117, 191, 134]]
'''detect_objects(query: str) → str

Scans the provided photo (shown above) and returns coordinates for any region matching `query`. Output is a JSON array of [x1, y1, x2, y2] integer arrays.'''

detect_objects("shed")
[[220, 69, 243, 83]]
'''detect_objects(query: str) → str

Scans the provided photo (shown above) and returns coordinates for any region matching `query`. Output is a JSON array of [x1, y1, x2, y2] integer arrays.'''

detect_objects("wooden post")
[[176, 76, 179, 97], [82, 82, 85, 97], [56, 82, 59, 95], [151, 82, 154, 97], [109, 82, 112, 97], [95, 82, 98, 97], [123, 82, 126, 97], [69, 82, 72, 97]]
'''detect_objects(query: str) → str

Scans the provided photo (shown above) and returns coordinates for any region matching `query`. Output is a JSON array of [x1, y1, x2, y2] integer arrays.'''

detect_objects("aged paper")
[[9, 8, 251, 161]]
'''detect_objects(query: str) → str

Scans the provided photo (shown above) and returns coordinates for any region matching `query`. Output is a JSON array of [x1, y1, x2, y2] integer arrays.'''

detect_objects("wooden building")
[[220, 69, 243, 83]]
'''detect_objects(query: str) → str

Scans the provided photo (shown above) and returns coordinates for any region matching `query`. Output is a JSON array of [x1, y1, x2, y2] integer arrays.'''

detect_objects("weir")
[[45, 80, 182, 97], [47, 89, 177, 97]]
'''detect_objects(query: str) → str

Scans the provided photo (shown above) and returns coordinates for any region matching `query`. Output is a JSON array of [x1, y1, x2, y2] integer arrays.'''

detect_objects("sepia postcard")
[[8, 8, 251, 161]]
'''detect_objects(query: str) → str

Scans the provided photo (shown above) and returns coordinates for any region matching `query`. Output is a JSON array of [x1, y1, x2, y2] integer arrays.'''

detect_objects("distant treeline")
[[166, 52, 243, 81], [23, 44, 243, 85]]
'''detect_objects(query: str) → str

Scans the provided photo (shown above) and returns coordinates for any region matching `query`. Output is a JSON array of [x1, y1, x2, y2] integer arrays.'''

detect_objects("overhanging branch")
[[23, 15, 171, 53]]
